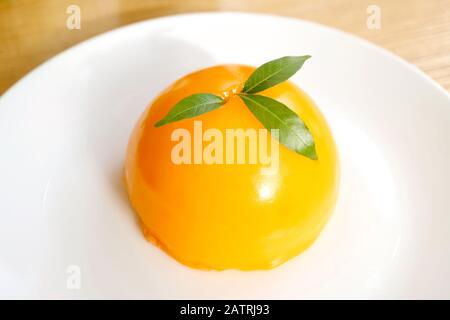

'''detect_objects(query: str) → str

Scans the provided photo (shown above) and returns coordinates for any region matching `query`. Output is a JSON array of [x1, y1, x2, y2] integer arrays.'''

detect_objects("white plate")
[[1, 12, 450, 299]]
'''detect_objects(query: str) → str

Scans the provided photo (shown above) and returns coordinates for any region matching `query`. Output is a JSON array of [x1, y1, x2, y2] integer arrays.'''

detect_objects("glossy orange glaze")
[[124, 65, 339, 270]]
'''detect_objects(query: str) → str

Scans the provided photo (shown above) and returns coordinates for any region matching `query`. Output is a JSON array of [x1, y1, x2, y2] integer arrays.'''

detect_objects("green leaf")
[[155, 93, 224, 127], [242, 56, 311, 94], [239, 94, 317, 160]]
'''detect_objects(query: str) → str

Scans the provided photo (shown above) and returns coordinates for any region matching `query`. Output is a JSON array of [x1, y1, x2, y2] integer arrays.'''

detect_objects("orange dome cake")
[[124, 56, 339, 270]]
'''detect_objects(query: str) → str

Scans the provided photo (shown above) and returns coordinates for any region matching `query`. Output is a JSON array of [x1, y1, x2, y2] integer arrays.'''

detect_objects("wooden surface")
[[1, 0, 450, 94]]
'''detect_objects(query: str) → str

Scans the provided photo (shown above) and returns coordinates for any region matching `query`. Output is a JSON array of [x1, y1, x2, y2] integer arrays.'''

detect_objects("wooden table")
[[1, 0, 450, 94]]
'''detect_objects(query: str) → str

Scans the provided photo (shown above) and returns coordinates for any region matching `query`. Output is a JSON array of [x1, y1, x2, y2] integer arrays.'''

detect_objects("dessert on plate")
[[124, 56, 339, 270]]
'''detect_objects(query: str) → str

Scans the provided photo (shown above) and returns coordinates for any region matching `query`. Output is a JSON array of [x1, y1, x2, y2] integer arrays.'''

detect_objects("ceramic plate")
[[1, 12, 450, 299]]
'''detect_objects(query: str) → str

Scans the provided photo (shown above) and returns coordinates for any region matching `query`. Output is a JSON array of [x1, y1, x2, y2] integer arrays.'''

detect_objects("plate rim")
[[1, 11, 449, 105]]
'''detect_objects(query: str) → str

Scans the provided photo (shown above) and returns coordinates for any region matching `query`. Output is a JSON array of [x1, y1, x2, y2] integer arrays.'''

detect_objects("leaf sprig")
[[154, 56, 317, 160]]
